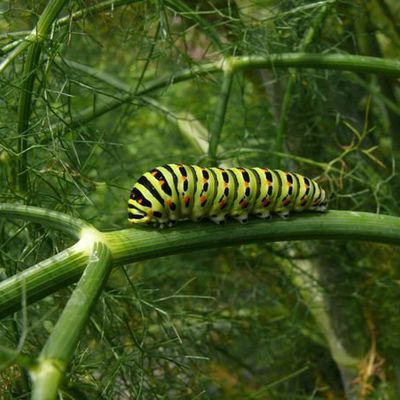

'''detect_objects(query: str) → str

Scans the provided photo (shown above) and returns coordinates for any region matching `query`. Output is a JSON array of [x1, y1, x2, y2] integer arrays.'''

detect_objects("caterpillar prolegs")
[[128, 164, 327, 227]]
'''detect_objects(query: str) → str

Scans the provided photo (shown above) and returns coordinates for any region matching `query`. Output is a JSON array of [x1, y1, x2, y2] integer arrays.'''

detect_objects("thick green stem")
[[106, 211, 400, 265], [228, 53, 400, 76], [1, 210, 400, 318], [30, 239, 112, 400]]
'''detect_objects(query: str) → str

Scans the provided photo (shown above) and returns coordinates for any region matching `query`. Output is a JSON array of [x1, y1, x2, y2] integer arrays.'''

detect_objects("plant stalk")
[[1, 210, 400, 318], [30, 240, 112, 400]]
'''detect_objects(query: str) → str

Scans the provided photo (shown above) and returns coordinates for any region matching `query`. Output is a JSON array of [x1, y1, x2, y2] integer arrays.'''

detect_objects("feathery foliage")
[[1, 0, 400, 398]]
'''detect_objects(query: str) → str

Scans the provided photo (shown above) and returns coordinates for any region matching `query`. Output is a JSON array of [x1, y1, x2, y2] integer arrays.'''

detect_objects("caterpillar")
[[128, 164, 327, 227]]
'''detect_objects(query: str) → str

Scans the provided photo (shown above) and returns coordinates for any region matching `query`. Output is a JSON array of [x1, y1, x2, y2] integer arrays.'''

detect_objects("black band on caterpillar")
[[128, 164, 327, 226]]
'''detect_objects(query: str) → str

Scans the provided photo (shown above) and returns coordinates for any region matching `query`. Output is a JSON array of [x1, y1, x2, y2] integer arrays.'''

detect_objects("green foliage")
[[1, 0, 400, 398]]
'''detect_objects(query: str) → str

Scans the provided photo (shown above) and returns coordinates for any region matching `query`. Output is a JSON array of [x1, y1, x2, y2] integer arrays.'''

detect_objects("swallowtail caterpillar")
[[128, 164, 327, 227]]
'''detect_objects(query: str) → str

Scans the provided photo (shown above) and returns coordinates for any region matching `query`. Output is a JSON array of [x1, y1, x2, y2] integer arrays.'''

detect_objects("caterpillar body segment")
[[128, 163, 327, 227]]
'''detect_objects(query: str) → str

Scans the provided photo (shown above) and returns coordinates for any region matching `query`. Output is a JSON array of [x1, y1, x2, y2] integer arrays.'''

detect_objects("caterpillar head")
[[128, 187, 153, 224], [128, 205, 152, 224]]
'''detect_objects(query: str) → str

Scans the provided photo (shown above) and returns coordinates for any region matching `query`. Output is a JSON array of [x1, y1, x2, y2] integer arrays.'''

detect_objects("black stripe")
[[209, 168, 219, 211], [242, 169, 250, 182], [265, 170, 273, 183], [226, 168, 239, 205], [163, 164, 179, 194], [128, 212, 145, 220], [309, 180, 317, 207], [179, 165, 187, 177], [314, 184, 322, 201], [151, 168, 172, 196], [187, 165, 199, 210], [137, 175, 165, 206], [250, 168, 261, 201], [222, 170, 229, 183], [130, 187, 152, 208], [272, 170, 282, 207], [292, 173, 301, 206]]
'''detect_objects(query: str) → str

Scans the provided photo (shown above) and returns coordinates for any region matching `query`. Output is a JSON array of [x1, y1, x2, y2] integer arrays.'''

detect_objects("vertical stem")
[[15, 0, 69, 194], [355, 0, 400, 151], [30, 239, 112, 400], [35, 0, 69, 38], [286, 253, 367, 399], [17, 43, 41, 194], [208, 69, 234, 165]]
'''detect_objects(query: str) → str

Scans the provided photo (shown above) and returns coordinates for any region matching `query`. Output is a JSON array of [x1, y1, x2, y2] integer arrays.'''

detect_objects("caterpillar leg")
[[153, 220, 176, 229], [313, 204, 328, 212], [209, 214, 227, 225], [233, 214, 249, 224], [255, 210, 271, 220], [277, 210, 290, 219]]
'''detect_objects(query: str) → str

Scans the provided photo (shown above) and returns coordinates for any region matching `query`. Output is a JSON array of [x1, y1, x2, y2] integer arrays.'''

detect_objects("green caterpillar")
[[128, 164, 327, 227]]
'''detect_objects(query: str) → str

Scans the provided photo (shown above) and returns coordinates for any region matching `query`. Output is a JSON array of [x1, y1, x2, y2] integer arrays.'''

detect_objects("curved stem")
[[1, 210, 400, 318], [105, 210, 400, 266], [0, 203, 91, 239]]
